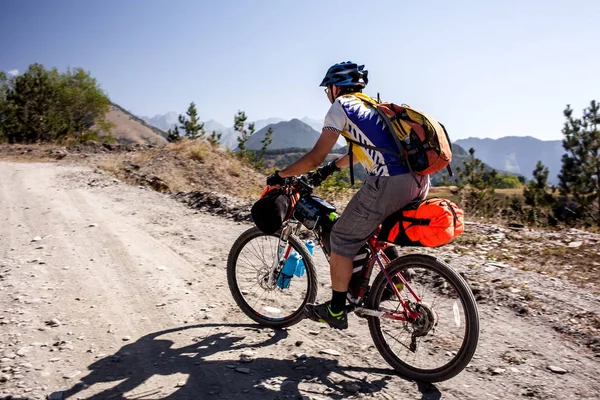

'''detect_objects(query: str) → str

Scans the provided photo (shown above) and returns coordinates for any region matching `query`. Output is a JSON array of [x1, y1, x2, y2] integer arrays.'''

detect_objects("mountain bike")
[[227, 175, 479, 382]]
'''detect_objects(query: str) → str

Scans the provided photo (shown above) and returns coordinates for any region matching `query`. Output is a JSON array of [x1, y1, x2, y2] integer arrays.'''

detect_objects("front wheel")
[[367, 254, 479, 382], [227, 226, 318, 328]]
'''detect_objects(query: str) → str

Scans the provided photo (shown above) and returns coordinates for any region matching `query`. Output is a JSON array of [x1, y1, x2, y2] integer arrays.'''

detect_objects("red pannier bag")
[[378, 198, 464, 247]]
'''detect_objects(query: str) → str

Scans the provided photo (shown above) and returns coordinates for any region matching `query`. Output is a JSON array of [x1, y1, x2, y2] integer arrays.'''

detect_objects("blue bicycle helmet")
[[320, 61, 369, 88]]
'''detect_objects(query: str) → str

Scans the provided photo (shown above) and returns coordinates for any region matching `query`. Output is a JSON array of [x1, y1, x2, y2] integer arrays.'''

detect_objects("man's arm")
[[333, 153, 360, 168], [278, 130, 339, 178]]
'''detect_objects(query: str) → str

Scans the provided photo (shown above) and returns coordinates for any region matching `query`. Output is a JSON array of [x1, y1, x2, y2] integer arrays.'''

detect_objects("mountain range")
[[246, 119, 324, 150], [455, 136, 564, 184], [139, 112, 325, 149], [137, 112, 567, 184], [140, 112, 179, 133]]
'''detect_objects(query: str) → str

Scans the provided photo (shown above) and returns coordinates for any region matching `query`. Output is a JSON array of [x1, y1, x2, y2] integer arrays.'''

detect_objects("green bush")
[[0, 64, 111, 143], [496, 173, 522, 188]]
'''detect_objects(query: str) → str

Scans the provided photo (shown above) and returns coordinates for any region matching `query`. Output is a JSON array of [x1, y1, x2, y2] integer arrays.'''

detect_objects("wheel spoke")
[[248, 240, 267, 267], [231, 229, 314, 323], [368, 257, 478, 380]]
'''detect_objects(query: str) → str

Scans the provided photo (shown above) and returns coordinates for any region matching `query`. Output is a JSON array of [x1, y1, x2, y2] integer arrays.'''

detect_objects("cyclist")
[[266, 61, 430, 329]]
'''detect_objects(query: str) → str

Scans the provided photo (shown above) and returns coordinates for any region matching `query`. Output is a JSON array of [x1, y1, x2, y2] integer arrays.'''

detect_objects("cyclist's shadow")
[[55, 323, 440, 399]]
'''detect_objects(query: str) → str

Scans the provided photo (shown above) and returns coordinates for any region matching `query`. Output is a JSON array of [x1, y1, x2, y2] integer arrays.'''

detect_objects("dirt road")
[[0, 161, 598, 399]]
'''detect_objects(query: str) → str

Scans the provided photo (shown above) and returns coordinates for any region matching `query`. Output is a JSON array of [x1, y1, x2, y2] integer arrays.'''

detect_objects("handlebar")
[[285, 174, 316, 196], [264, 171, 321, 199]]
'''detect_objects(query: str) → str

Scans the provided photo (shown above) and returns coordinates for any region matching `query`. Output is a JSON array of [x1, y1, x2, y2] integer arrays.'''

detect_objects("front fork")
[[268, 221, 301, 287]]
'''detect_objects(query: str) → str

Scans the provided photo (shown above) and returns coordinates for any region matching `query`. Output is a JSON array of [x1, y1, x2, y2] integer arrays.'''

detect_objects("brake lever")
[[294, 174, 315, 193]]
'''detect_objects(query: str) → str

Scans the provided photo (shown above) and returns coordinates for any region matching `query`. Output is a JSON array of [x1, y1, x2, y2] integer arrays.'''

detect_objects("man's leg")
[[303, 251, 353, 330], [304, 174, 429, 329], [304, 177, 385, 329], [328, 252, 353, 314], [330, 252, 353, 292]]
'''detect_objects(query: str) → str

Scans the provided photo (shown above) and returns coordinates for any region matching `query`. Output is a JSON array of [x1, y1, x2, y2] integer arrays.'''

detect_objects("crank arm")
[[354, 307, 410, 322]]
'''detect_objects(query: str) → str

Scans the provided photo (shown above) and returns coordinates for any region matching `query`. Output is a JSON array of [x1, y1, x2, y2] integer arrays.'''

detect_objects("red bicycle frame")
[[279, 179, 423, 323], [349, 235, 422, 322]]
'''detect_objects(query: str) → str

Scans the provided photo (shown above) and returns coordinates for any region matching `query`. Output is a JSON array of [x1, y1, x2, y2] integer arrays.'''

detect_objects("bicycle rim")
[[227, 227, 317, 327], [367, 254, 479, 382]]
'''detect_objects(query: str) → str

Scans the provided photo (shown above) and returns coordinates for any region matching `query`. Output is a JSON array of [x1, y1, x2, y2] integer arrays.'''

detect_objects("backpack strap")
[[345, 137, 398, 187], [348, 141, 354, 186], [439, 122, 454, 177], [401, 216, 431, 226], [349, 94, 422, 189]]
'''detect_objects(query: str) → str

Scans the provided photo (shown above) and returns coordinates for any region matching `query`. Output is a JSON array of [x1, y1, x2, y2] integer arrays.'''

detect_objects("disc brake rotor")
[[257, 265, 278, 291]]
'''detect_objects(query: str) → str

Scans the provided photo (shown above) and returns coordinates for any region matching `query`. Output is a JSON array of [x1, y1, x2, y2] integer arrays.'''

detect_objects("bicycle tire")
[[227, 226, 318, 328], [367, 254, 479, 382]]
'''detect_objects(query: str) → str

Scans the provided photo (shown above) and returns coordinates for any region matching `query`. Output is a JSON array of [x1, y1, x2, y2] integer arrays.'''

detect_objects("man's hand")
[[310, 160, 340, 186], [266, 171, 286, 187]]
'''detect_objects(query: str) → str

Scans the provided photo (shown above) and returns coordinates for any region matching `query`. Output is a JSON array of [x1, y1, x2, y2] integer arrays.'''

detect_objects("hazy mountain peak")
[[140, 112, 179, 131], [244, 119, 321, 150], [455, 136, 564, 183], [300, 116, 324, 132], [252, 117, 285, 132]]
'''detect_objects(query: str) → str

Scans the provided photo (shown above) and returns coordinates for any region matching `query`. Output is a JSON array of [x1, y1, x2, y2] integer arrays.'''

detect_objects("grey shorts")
[[330, 174, 430, 258]]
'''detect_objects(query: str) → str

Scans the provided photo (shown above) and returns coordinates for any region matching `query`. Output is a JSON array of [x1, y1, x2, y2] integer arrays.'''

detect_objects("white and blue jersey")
[[323, 94, 409, 177]]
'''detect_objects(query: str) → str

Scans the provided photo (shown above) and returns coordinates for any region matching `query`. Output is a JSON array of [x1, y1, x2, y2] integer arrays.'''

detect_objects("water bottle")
[[277, 252, 301, 289], [294, 240, 315, 277]]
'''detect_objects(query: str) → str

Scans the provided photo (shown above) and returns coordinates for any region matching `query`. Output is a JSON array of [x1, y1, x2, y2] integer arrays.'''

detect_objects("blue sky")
[[1, 0, 598, 140]]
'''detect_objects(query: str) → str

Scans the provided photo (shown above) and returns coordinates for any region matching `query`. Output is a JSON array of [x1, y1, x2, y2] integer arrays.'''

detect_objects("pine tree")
[[557, 101, 600, 226], [208, 130, 222, 146], [254, 127, 273, 169], [453, 148, 500, 218], [178, 102, 205, 139], [234, 110, 255, 160], [167, 126, 181, 142], [5, 64, 60, 143], [507, 195, 525, 221], [0, 72, 10, 142], [523, 161, 557, 226]]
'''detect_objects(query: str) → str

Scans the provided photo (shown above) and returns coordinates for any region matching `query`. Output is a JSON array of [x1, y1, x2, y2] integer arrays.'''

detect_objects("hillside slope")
[[97, 139, 264, 198], [104, 104, 168, 145]]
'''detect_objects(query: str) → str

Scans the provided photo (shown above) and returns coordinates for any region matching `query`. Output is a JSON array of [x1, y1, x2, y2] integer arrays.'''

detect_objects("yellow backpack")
[[345, 93, 453, 185]]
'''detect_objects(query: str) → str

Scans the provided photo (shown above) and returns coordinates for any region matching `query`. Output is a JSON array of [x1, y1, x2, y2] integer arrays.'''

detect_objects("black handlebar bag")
[[251, 188, 291, 235]]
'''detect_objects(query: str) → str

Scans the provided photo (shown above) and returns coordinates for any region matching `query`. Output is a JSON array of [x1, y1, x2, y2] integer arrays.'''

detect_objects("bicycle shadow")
[[53, 323, 441, 399]]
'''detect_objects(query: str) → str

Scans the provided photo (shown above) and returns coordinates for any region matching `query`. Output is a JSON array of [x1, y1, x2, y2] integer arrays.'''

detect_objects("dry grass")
[[96, 154, 128, 175], [428, 186, 456, 198], [185, 143, 209, 162], [0, 144, 60, 162], [315, 187, 358, 212], [94, 139, 265, 198], [452, 233, 486, 246], [497, 188, 525, 197], [486, 241, 600, 293], [428, 186, 525, 203], [130, 150, 158, 164], [228, 165, 242, 177]]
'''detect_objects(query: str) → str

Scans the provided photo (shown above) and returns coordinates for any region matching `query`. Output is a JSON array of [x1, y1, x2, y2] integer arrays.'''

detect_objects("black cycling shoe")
[[304, 301, 348, 330]]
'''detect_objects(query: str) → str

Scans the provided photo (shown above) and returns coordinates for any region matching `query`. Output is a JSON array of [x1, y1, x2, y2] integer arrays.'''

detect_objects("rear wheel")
[[227, 227, 318, 328], [367, 254, 479, 382]]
